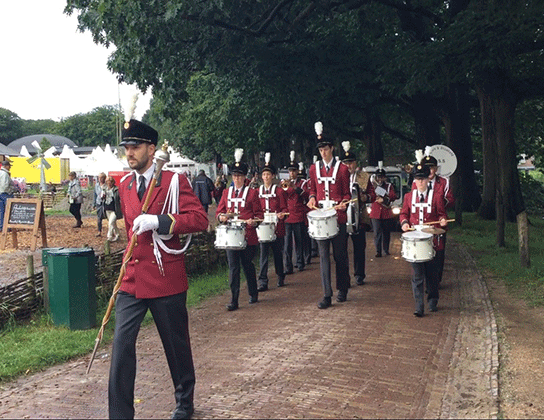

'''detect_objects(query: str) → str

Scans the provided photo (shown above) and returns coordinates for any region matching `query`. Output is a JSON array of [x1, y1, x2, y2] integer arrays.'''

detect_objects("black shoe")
[[257, 285, 268, 292], [356, 277, 365, 286], [317, 297, 332, 309], [336, 290, 347, 302], [171, 406, 194, 419], [226, 302, 238, 311], [277, 277, 285, 287], [298, 267, 305, 272], [311, 252, 319, 258], [249, 295, 258, 304], [384, 251, 390, 256], [375, 253, 382, 258], [429, 299, 438, 312], [285, 270, 294, 275], [413, 310, 424, 317]]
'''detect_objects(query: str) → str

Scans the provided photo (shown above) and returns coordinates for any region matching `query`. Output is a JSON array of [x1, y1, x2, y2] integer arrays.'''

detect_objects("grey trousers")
[[371, 218, 392, 254], [258, 236, 285, 286], [316, 224, 350, 297], [410, 257, 440, 312], [226, 245, 258, 303], [350, 228, 366, 281]]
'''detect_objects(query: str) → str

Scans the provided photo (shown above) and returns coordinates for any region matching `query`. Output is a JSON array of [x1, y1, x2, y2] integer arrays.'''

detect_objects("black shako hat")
[[340, 141, 356, 162], [120, 119, 159, 146], [261, 152, 276, 174], [422, 155, 438, 167], [230, 148, 248, 175], [413, 164, 431, 179]]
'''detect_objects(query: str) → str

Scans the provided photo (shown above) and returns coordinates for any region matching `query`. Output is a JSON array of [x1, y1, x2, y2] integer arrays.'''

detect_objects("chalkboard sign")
[[1, 198, 47, 251], [8, 201, 37, 225]]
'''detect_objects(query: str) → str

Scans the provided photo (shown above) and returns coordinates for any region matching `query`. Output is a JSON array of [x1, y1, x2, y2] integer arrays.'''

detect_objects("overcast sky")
[[0, 0, 150, 121]]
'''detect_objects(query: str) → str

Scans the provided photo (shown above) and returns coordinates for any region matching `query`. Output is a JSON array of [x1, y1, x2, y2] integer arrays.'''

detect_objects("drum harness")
[[258, 184, 277, 212], [316, 160, 340, 207], [227, 185, 250, 214], [411, 188, 443, 246]]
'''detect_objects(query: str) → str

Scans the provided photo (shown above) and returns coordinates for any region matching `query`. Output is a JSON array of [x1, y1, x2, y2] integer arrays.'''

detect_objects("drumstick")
[[423, 219, 455, 225]]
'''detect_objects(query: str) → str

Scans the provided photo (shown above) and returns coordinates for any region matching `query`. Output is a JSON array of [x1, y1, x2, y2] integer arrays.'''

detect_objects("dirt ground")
[[0, 213, 543, 418]]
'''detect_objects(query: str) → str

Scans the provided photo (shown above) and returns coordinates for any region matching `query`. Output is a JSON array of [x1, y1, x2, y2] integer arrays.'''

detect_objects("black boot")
[[317, 297, 332, 309]]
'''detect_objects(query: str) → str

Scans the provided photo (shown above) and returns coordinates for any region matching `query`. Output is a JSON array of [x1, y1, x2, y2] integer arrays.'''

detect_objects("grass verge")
[[449, 212, 544, 307], [0, 262, 229, 384]]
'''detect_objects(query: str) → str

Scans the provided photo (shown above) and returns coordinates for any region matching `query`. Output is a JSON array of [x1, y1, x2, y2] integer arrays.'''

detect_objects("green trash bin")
[[47, 247, 97, 330], [41, 247, 64, 312]]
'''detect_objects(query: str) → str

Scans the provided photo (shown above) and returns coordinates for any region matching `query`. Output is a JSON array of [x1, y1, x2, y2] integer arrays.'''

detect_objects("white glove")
[[132, 214, 159, 235]]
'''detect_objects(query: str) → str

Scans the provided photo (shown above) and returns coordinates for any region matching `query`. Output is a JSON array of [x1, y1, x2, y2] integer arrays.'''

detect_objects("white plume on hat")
[[124, 92, 139, 123], [378, 161, 383, 170], [234, 148, 244, 163], [342, 141, 350, 152], [415, 149, 424, 164], [264, 152, 271, 164], [290, 150, 295, 162], [298, 162, 304, 171], [424, 145, 433, 157], [314, 121, 323, 137]]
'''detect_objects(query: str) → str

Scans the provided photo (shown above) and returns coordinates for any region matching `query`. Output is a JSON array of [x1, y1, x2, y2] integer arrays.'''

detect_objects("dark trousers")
[[301, 223, 312, 265], [258, 237, 285, 286], [316, 224, 350, 297], [371, 218, 392, 255], [226, 245, 258, 303], [284, 222, 305, 272], [410, 256, 440, 313], [108, 291, 195, 419], [0, 192, 12, 231], [350, 229, 366, 281], [69, 203, 82, 223]]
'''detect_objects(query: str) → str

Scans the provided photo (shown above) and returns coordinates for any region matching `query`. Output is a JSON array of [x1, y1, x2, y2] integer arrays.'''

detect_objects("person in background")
[[192, 169, 215, 213], [213, 176, 226, 205], [0, 160, 15, 232], [216, 148, 264, 311], [369, 163, 397, 257], [67, 171, 83, 228], [94, 172, 107, 237], [103, 176, 123, 242]]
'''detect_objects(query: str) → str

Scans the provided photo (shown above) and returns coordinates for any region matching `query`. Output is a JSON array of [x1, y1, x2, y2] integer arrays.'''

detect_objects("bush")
[[519, 171, 544, 215]]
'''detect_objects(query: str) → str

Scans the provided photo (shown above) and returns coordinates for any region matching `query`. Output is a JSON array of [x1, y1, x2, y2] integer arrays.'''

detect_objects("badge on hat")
[[422, 146, 438, 167]]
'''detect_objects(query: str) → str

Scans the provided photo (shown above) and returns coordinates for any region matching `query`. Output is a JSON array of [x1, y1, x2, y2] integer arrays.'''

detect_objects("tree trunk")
[[440, 83, 481, 214], [364, 109, 383, 166], [476, 84, 498, 220], [411, 93, 442, 149], [517, 211, 530, 268], [496, 187, 505, 247]]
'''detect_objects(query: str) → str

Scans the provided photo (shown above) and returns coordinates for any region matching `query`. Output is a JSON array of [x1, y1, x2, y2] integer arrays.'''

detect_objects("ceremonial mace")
[[86, 143, 170, 374]]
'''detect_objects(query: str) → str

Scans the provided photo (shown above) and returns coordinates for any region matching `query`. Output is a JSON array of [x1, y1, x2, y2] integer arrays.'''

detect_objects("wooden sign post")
[[1, 198, 47, 251]]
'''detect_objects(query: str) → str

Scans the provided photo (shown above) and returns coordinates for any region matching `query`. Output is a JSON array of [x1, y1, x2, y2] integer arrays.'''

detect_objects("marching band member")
[[307, 122, 351, 309], [257, 153, 288, 291], [341, 142, 375, 286], [369, 162, 397, 257], [283, 151, 308, 274], [110, 117, 208, 420], [216, 149, 264, 311], [400, 163, 448, 317], [418, 147, 455, 285]]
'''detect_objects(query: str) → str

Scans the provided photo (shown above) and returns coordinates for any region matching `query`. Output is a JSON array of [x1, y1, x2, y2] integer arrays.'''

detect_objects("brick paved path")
[[0, 233, 498, 419]]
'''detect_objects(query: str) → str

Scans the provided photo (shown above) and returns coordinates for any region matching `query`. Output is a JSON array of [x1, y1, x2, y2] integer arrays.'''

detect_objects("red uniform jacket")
[[369, 182, 397, 219], [119, 170, 209, 299], [400, 189, 447, 250], [216, 185, 264, 246], [284, 178, 309, 224], [309, 160, 351, 224], [258, 184, 288, 237], [411, 175, 455, 209]]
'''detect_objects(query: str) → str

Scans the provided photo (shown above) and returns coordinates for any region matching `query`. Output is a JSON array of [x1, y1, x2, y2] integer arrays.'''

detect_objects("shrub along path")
[[0, 234, 498, 419]]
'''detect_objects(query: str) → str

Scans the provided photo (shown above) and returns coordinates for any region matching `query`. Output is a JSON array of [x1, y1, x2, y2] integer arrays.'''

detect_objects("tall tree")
[[0, 108, 23, 145]]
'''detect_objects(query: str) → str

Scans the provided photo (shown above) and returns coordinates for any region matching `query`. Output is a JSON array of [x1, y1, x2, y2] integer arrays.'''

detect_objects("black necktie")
[[138, 175, 146, 201], [429, 181, 433, 190], [420, 193, 425, 203], [325, 165, 330, 172], [235, 189, 240, 197]]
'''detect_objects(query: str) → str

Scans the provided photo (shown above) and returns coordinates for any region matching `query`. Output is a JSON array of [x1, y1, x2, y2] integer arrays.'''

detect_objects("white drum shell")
[[307, 209, 339, 240], [401, 231, 434, 262], [256, 222, 277, 243], [263, 212, 278, 224], [215, 224, 247, 250]]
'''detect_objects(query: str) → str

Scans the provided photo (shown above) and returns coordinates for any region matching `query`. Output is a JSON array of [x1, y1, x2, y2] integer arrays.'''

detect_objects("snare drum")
[[307, 208, 338, 240], [256, 222, 277, 243], [400, 231, 434, 262], [215, 224, 247, 250], [263, 212, 278, 224]]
